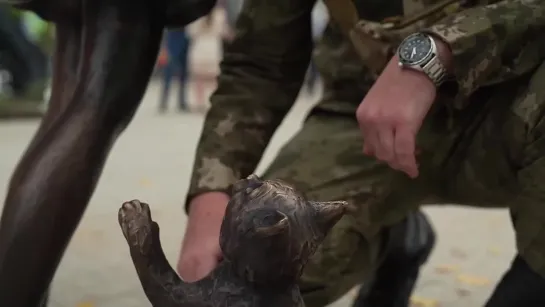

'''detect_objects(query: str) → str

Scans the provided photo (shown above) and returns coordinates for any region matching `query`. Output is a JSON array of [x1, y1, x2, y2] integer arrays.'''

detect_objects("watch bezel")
[[397, 33, 436, 68]]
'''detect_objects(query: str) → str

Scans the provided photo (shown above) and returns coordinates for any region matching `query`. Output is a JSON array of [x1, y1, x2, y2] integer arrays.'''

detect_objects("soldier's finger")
[[178, 258, 199, 281], [179, 255, 217, 282], [363, 143, 373, 156], [375, 127, 395, 163], [364, 128, 380, 159], [195, 258, 217, 280], [359, 120, 375, 156], [394, 127, 418, 178]]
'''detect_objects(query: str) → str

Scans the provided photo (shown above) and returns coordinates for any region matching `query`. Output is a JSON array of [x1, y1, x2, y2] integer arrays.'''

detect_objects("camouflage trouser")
[[261, 61, 545, 307]]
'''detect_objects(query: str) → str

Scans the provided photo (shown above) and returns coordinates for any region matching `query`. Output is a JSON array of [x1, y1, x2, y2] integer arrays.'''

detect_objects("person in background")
[[217, 0, 243, 55], [0, 6, 48, 108], [305, 0, 328, 94], [159, 28, 191, 113], [20, 11, 55, 110]]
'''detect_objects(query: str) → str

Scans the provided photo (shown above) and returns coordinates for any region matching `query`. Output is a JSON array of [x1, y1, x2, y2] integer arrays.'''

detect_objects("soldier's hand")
[[177, 192, 229, 281], [356, 55, 437, 178], [356, 38, 452, 178]]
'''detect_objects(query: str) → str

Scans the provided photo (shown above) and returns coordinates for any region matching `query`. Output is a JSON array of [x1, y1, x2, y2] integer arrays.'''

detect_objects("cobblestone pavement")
[[0, 33, 515, 307]]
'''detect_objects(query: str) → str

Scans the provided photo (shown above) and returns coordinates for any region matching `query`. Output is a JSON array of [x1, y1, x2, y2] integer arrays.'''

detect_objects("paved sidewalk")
[[0, 30, 516, 307]]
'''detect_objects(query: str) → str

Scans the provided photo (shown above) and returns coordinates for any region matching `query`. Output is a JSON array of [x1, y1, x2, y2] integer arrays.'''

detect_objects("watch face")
[[398, 33, 432, 65]]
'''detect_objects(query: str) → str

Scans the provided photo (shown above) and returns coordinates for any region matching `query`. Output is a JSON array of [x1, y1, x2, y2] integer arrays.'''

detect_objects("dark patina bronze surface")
[[119, 174, 349, 307], [0, 0, 214, 305]]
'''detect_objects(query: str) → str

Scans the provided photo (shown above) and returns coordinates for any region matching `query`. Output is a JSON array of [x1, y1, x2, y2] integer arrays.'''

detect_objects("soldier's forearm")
[[184, 0, 315, 211], [184, 58, 307, 210], [184, 99, 288, 211], [424, 0, 545, 109]]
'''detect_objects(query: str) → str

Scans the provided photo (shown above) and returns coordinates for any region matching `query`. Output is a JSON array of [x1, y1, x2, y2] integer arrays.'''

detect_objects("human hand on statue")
[[356, 38, 452, 178], [177, 192, 229, 281]]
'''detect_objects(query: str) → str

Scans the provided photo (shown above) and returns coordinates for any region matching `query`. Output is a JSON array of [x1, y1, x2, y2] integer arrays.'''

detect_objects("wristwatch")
[[397, 32, 448, 87]]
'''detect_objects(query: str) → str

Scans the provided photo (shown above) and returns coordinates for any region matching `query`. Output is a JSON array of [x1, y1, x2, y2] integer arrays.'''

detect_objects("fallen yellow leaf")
[[434, 264, 460, 274], [450, 248, 468, 259], [76, 302, 95, 307], [138, 178, 153, 188], [487, 247, 501, 256], [457, 274, 491, 286], [410, 296, 439, 307], [456, 288, 471, 297], [487, 216, 503, 228]]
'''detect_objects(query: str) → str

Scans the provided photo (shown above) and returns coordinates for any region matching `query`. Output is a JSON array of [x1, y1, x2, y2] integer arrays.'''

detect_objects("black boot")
[[177, 86, 189, 112], [352, 210, 436, 307], [484, 256, 545, 307], [40, 288, 49, 307]]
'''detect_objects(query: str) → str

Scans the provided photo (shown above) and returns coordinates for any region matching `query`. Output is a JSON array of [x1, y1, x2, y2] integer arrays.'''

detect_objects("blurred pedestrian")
[[159, 28, 191, 113], [218, 0, 243, 56], [0, 6, 48, 102], [20, 11, 55, 110], [305, 0, 328, 94]]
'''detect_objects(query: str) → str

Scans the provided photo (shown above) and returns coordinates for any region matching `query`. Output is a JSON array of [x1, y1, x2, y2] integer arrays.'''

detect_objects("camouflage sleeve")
[[184, 0, 315, 211], [424, 0, 545, 109]]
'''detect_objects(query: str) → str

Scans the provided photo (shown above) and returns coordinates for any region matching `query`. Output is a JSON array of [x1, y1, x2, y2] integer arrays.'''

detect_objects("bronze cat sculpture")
[[118, 174, 350, 307]]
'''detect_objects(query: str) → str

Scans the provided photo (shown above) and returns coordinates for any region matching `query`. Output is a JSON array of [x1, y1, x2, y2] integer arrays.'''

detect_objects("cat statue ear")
[[310, 201, 349, 233], [232, 174, 264, 195], [254, 210, 289, 236]]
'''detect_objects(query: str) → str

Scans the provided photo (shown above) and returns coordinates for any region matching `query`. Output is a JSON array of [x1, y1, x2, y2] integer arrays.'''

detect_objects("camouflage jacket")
[[185, 0, 545, 209]]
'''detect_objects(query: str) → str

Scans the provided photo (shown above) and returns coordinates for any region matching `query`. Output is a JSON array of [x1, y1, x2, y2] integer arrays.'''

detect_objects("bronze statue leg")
[[35, 23, 84, 307], [42, 22, 82, 122], [23, 21, 82, 169], [0, 0, 164, 305]]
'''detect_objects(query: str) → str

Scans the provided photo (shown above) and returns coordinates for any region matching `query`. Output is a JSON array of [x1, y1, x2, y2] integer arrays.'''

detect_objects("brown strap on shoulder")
[[394, 0, 463, 29], [322, 0, 466, 34], [321, 0, 391, 75], [321, 0, 359, 36]]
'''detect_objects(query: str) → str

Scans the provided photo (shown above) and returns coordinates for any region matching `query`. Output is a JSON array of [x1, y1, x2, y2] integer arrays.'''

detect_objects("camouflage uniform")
[[186, 0, 545, 305]]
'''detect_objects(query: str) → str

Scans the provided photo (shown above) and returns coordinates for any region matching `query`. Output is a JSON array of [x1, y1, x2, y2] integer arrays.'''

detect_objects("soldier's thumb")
[[194, 256, 218, 280]]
